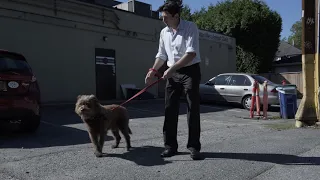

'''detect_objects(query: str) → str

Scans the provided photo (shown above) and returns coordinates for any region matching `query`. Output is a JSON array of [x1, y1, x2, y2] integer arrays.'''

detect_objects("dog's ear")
[[89, 94, 99, 102], [88, 94, 96, 99], [77, 95, 82, 100]]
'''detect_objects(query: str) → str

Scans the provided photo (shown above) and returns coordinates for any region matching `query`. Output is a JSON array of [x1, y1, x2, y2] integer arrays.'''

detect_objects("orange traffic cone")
[[255, 82, 261, 116], [250, 81, 257, 118], [262, 81, 268, 119]]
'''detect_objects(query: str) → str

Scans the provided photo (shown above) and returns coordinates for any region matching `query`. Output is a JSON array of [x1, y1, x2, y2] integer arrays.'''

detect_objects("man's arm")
[[145, 31, 167, 84], [152, 31, 167, 71], [151, 58, 165, 71], [170, 53, 196, 71], [170, 23, 199, 71]]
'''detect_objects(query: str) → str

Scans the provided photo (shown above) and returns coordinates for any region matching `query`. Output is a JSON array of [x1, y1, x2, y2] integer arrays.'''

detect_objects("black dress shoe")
[[189, 148, 201, 160], [160, 149, 178, 157]]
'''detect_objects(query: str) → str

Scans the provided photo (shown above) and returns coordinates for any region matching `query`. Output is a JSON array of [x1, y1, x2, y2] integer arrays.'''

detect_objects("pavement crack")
[[249, 165, 275, 180], [1, 147, 82, 164], [0, 169, 23, 180], [249, 142, 320, 179]]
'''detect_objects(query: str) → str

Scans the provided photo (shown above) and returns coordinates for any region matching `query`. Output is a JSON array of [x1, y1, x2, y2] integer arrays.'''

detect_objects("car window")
[[250, 75, 273, 84], [0, 54, 32, 72], [213, 75, 231, 85], [230, 75, 252, 86]]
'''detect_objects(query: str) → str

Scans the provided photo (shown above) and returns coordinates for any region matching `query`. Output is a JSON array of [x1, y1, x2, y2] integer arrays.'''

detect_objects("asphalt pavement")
[[1, 99, 320, 180]]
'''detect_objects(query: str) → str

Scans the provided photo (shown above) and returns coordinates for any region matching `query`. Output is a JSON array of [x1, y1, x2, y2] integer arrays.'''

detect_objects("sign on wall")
[[95, 56, 116, 74], [205, 57, 210, 66], [199, 30, 233, 45]]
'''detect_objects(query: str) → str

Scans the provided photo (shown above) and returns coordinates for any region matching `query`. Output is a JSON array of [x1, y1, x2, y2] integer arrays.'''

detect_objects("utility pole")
[[315, 0, 320, 119], [295, 0, 317, 127]]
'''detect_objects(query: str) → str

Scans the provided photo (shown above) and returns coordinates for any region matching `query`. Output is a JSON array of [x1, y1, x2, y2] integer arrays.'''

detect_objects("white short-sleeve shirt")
[[155, 19, 201, 68]]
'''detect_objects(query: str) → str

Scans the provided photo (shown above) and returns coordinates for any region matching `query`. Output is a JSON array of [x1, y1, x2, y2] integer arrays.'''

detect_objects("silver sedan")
[[199, 73, 282, 110]]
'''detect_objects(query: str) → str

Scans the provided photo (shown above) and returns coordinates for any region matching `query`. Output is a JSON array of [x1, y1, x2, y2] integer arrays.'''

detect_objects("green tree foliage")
[[180, 0, 283, 73], [180, 4, 192, 21], [287, 20, 302, 49]]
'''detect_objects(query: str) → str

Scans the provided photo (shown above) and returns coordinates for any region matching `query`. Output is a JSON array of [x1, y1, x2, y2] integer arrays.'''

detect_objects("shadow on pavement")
[[103, 146, 183, 166], [174, 152, 320, 165], [0, 100, 240, 149], [267, 105, 280, 112], [39, 100, 235, 126], [0, 121, 113, 149]]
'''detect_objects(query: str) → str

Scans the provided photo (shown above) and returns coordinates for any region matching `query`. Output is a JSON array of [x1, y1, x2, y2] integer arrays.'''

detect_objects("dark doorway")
[[95, 48, 116, 101]]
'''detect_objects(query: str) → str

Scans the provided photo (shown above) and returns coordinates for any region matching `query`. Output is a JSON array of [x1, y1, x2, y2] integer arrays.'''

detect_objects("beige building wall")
[[0, 0, 236, 104], [273, 64, 302, 73]]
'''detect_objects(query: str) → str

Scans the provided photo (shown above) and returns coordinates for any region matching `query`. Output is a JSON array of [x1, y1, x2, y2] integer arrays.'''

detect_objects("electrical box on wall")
[[113, 0, 158, 18]]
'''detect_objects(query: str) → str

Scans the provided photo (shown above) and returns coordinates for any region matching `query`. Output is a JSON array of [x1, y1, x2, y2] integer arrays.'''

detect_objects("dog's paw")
[[94, 151, 103, 158], [111, 144, 119, 149]]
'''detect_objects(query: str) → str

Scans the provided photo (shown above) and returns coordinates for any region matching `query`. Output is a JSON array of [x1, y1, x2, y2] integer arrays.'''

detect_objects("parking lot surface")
[[1, 99, 320, 180]]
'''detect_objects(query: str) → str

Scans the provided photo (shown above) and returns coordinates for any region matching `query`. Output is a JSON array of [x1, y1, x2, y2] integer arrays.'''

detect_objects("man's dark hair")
[[157, 0, 183, 17]]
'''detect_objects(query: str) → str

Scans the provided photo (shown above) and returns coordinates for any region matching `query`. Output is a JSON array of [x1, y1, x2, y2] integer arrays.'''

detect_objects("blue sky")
[[118, 0, 302, 39]]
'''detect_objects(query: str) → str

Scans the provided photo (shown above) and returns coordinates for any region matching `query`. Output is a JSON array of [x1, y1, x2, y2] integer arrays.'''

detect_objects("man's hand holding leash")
[[145, 58, 165, 85], [145, 68, 157, 86], [146, 52, 197, 84], [162, 67, 175, 80]]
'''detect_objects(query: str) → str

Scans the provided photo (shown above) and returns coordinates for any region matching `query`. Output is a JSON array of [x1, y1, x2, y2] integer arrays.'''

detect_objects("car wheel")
[[20, 115, 41, 133], [242, 95, 252, 110]]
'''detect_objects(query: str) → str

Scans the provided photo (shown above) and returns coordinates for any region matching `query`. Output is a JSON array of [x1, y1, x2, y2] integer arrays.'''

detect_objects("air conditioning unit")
[[113, 0, 153, 18]]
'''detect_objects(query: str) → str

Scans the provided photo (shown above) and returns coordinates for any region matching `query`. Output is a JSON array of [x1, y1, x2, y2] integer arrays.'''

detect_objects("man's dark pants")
[[163, 63, 201, 152]]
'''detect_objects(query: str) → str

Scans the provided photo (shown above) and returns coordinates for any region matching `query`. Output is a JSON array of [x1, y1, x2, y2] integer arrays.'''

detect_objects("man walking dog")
[[145, 0, 202, 160]]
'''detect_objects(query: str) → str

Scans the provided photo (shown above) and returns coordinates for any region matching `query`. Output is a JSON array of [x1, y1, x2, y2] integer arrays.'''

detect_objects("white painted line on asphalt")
[[202, 120, 250, 126], [42, 121, 87, 131], [199, 104, 243, 113], [41, 121, 62, 127]]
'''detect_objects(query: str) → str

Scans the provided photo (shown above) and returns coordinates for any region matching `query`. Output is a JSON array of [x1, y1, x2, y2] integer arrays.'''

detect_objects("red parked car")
[[0, 49, 41, 133]]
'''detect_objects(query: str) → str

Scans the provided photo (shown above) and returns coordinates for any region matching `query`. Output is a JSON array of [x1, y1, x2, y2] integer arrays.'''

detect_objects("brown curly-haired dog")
[[75, 94, 132, 157]]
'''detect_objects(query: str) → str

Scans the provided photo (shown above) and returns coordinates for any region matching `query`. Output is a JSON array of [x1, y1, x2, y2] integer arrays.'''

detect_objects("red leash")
[[111, 71, 163, 111]]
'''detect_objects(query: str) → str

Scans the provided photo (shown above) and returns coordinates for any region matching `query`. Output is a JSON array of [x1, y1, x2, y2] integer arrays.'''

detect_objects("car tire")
[[242, 95, 252, 110], [242, 95, 267, 111], [20, 115, 41, 133]]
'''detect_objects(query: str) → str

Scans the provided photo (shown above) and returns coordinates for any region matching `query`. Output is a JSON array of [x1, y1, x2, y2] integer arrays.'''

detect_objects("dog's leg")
[[98, 132, 105, 153], [119, 127, 132, 151], [88, 131, 103, 157], [111, 129, 121, 149], [98, 123, 107, 154]]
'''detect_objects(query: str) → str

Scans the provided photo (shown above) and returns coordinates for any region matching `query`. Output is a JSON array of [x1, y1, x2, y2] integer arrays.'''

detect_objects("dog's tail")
[[128, 127, 132, 134]]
